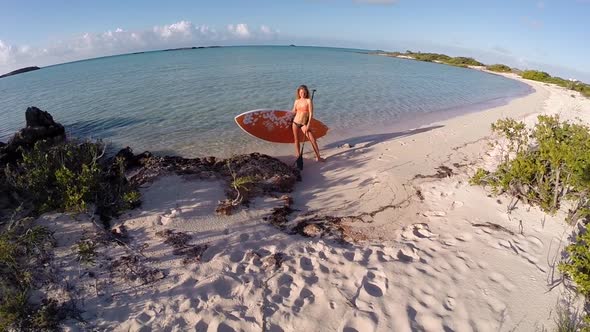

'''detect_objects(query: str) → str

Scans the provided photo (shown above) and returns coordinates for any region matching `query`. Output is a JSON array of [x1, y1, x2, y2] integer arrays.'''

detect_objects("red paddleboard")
[[235, 109, 329, 143]]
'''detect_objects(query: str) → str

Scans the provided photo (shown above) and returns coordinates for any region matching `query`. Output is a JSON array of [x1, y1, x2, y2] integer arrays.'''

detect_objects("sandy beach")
[[38, 71, 590, 331]]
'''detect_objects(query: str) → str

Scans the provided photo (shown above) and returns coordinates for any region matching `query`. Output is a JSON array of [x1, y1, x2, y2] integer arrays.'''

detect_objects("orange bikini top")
[[295, 100, 309, 112]]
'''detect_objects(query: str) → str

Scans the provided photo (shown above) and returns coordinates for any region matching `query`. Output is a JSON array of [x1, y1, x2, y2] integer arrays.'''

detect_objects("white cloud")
[[154, 20, 194, 39], [0, 40, 13, 64], [536, 1, 545, 9], [0, 21, 280, 74], [227, 23, 251, 38]]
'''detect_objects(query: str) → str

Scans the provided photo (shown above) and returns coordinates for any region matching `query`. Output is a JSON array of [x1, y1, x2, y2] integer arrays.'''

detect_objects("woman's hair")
[[296, 85, 309, 99]]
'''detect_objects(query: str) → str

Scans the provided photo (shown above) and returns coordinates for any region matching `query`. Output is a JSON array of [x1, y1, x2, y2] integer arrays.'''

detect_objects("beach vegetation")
[[471, 115, 590, 223], [5, 139, 140, 217], [522, 70, 552, 81], [0, 220, 61, 331], [391, 51, 484, 67], [472, 115, 590, 323], [541, 294, 590, 332], [560, 226, 590, 298], [76, 239, 98, 266], [486, 64, 512, 73], [521, 70, 590, 98]]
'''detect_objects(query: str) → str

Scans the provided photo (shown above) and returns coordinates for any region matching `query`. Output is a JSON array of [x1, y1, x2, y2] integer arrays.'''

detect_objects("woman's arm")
[[292, 100, 297, 113]]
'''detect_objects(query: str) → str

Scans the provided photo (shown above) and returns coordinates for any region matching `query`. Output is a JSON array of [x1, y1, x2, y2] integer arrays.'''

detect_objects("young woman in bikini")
[[292, 85, 324, 162]]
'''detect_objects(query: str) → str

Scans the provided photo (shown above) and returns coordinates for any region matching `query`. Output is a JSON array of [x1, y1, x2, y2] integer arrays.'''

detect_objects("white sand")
[[40, 72, 590, 331]]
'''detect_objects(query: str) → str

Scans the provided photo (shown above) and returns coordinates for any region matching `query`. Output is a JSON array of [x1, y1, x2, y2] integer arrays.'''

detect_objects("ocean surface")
[[0, 46, 532, 158]]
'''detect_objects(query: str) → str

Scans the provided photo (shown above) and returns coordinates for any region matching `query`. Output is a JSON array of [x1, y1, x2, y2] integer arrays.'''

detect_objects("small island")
[[0, 66, 41, 79]]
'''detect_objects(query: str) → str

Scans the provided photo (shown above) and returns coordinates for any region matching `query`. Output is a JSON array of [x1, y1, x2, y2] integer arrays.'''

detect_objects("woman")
[[292, 85, 324, 162]]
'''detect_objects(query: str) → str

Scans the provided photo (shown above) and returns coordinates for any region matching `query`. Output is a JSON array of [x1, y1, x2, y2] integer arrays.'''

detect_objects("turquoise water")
[[0, 46, 531, 157]]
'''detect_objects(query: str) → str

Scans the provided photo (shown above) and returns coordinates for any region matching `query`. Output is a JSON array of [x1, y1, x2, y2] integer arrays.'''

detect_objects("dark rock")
[[25, 107, 57, 127], [112, 147, 140, 170], [0, 107, 65, 165]]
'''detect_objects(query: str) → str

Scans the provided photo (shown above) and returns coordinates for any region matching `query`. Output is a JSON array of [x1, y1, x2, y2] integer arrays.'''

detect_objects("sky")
[[1, 0, 589, 81]]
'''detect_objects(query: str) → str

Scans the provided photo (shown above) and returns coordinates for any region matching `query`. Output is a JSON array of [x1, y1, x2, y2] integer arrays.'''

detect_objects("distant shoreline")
[[0, 66, 41, 79]]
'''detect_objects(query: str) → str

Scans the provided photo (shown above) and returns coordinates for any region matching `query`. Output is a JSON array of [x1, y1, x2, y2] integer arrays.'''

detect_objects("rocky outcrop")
[[113, 148, 299, 195], [0, 107, 66, 220], [110, 147, 299, 217], [0, 107, 65, 165]]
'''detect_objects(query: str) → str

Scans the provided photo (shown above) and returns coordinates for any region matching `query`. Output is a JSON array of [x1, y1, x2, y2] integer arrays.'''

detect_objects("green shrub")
[[521, 70, 552, 81], [6, 140, 102, 213], [486, 64, 512, 73], [560, 224, 590, 297], [31, 299, 65, 330], [471, 115, 590, 223], [0, 222, 56, 331], [0, 289, 28, 331], [446, 57, 484, 66], [122, 190, 141, 209], [5, 140, 140, 216], [520, 71, 590, 98], [76, 239, 97, 266], [469, 168, 489, 185]]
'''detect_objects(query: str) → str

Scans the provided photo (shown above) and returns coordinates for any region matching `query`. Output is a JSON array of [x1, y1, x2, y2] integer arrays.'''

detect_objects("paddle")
[[296, 89, 316, 170]]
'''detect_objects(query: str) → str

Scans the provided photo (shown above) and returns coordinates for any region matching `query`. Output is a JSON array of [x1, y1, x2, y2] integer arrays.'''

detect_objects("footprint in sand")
[[353, 270, 389, 311], [340, 311, 378, 332], [177, 297, 192, 313], [364, 270, 388, 297], [239, 233, 249, 242], [451, 200, 464, 209], [397, 247, 420, 262], [455, 233, 473, 242], [229, 250, 246, 263], [135, 310, 156, 326], [440, 236, 457, 246], [443, 296, 456, 311], [268, 324, 285, 332], [300, 256, 314, 271], [201, 245, 224, 262], [278, 273, 294, 288], [422, 211, 447, 217], [211, 276, 242, 299], [487, 296, 507, 314], [415, 312, 444, 331], [344, 250, 362, 262], [402, 223, 439, 240], [377, 249, 396, 262], [415, 292, 438, 309], [293, 287, 316, 312], [488, 272, 516, 291], [195, 319, 209, 332], [217, 322, 237, 332]]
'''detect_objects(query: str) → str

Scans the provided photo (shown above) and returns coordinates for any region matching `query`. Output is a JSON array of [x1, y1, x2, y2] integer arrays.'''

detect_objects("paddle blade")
[[296, 154, 303, 170]]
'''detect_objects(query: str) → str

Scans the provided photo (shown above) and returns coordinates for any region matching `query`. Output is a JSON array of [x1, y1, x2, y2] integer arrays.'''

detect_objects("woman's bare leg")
[[303, 127, 324, 161]]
